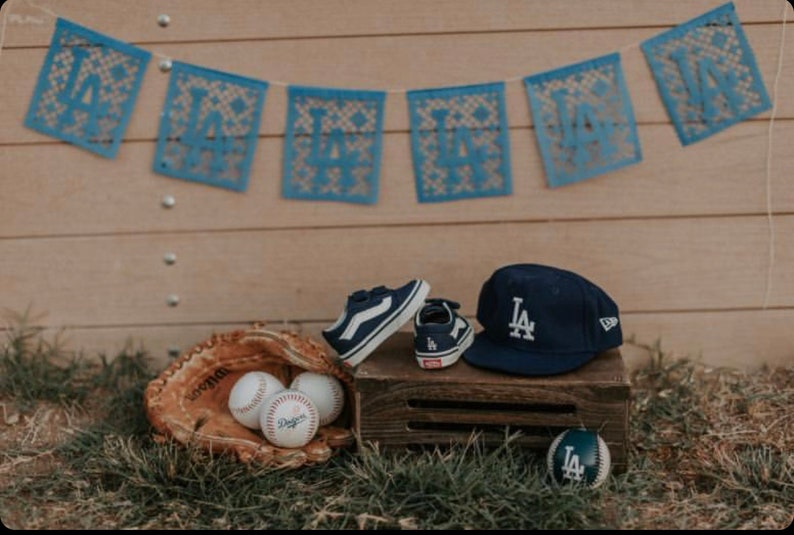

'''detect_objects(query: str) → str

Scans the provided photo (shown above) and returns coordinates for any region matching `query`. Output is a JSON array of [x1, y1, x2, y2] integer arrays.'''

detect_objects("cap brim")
[[462, 331, 597, 376]]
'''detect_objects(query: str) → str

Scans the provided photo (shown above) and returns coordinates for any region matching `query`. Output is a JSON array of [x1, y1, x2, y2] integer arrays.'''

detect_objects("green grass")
[[1, 318, 792, 530]]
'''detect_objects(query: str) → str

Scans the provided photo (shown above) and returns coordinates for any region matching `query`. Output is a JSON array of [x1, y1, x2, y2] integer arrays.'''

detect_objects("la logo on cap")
[[508, 297, 535, 340]]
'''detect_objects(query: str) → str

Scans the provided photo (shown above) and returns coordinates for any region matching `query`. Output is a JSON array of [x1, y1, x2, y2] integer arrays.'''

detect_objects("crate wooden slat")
[[354, 333, 631, 473]]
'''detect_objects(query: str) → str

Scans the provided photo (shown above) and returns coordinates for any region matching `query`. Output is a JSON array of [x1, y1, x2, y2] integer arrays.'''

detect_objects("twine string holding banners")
[[12, 0, 647, 95], [2, 0, 789, 306], [762, 0, 788, 310]]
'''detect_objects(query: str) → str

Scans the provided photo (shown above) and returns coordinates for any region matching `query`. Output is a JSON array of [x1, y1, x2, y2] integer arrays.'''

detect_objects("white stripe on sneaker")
[[449, 317, 468, 339], [338, 296, 392, 341]]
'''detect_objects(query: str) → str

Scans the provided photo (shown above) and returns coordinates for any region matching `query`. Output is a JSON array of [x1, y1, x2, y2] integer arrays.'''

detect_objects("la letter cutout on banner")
[[153, 62, 268, 192], [524, 53, 642, 188], [641, 2, 771, 146], [24, 18, 151, 158], [282, 86, 386, 204], [407, 82, 513, 203]]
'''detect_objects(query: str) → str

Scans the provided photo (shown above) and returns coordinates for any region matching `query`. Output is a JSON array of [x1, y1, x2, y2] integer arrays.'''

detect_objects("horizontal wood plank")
[[1, 216, 791, 326], [5, 307, 793, 372], [1, 23, 792, 144], [620, 308, 794, 371], [2, 0, 792, 374], [1, 120, 791, 238], [2, 0, 788, 48]]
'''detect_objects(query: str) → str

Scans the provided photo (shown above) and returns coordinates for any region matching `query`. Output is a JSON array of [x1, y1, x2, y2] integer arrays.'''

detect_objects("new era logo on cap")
[[463, 263, 623, 376], [599, 317, 619, 332]]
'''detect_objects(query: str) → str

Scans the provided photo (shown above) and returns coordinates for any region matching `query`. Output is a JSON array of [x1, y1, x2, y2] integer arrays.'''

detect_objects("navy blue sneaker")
[[413, 298, 474, 370], [323, 279, 431, 368]]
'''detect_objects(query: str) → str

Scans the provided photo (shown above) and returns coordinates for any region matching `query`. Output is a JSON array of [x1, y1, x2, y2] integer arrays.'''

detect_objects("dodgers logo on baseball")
[[260, 389, 320, 448], [278, 411, 308, 430]]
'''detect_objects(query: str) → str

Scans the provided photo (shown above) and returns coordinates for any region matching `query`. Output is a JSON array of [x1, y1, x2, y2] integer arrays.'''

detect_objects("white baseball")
[[290, 371, 345, 426], [259, 389, 319, 448], [227, 371, 285, 429]]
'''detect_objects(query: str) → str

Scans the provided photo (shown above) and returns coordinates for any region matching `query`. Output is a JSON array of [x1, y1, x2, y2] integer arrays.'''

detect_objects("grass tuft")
[[1, 322, 792, 530]]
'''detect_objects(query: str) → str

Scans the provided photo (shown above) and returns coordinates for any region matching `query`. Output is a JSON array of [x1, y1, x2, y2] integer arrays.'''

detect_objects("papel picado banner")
[[20, 2, 774, 203]]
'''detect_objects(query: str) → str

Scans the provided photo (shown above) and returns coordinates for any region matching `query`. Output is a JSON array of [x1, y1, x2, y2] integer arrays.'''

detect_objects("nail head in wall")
[[162, 195, 176, 208], [163, 252, 177, 265], [157, 14, 171, 27], [166, 294, 180, 307]]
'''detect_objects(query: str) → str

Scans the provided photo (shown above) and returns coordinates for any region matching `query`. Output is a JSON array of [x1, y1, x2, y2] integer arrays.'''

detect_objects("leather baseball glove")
[[143, 323, 355, 469]]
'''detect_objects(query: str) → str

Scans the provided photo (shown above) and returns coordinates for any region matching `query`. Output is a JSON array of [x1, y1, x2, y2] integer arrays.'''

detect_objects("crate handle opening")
[[406, 399, 576, 414], [406, 421, 571, 436]]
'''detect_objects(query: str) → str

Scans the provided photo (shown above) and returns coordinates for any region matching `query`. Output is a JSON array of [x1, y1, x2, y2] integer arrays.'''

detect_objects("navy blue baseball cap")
[[463, 264, 622, 376]]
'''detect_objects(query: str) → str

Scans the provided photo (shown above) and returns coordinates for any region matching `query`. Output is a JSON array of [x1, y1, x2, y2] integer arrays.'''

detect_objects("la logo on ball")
[[547, 428, 612, 489]]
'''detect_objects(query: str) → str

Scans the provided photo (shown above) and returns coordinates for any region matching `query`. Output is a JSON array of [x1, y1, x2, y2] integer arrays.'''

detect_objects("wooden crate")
[[353, 332, 631, 473]]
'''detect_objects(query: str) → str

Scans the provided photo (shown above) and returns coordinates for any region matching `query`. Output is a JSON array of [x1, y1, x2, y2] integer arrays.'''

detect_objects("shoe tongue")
[[420, 303, 449, 324]]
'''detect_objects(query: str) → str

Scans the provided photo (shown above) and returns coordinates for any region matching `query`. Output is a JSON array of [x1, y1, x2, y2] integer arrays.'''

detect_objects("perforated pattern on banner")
[[641, 2, 771, 146], [524, 53, 642, 188], [153, 62, 268, 192], [24, 18, 150, 158], [407, 82, 512, 203], [282, 86, 386, 204]]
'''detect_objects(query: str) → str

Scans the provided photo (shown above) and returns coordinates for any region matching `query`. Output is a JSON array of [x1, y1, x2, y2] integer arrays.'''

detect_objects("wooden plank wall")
[[1, 0, 792, 371]]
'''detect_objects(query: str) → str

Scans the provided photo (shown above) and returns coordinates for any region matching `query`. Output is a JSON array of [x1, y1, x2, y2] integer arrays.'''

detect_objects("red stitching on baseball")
[[233, 376, 268, 415]]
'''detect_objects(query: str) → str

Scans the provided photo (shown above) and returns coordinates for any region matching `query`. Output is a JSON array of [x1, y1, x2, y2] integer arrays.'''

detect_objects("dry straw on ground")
[[0, 320, 792, 530]]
